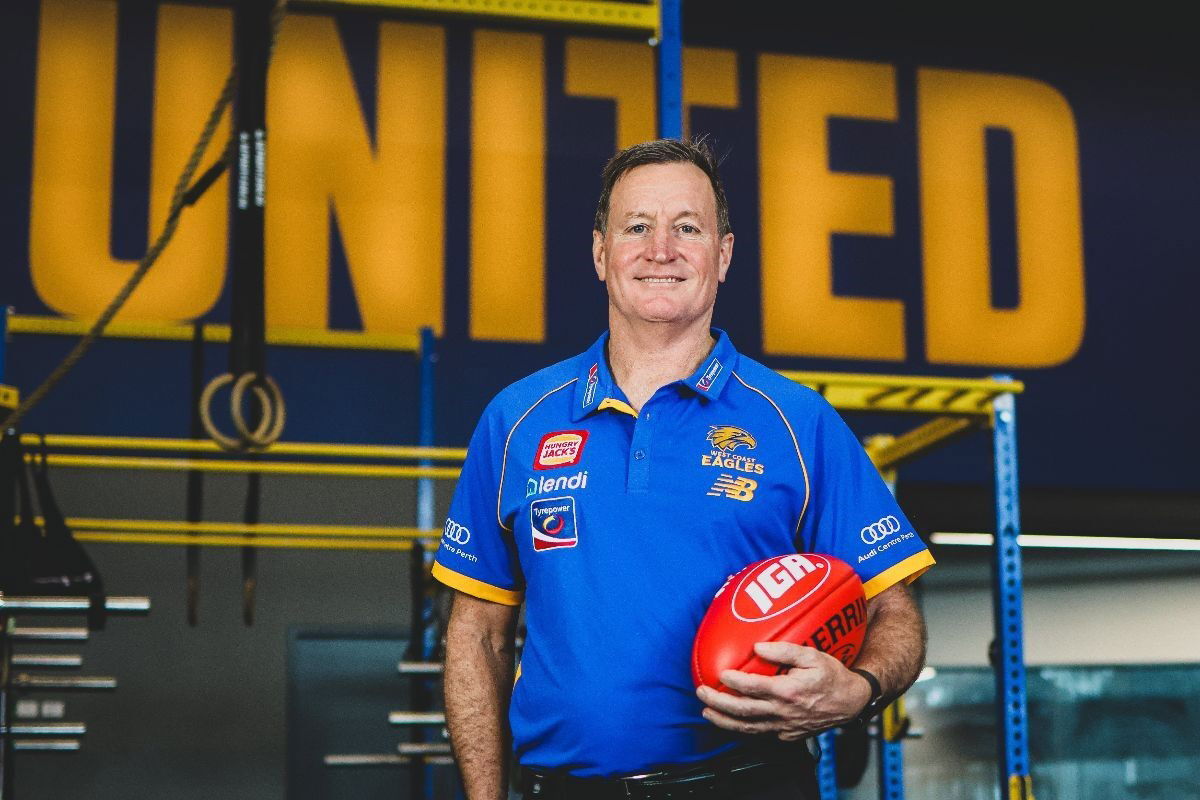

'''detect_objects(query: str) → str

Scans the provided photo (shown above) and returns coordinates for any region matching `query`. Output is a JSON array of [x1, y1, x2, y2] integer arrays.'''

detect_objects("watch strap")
[[849, 667, 884, 725]]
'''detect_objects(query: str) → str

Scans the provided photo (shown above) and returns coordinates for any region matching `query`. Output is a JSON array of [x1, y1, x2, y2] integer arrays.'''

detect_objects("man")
[[433, 138, 934, 799]]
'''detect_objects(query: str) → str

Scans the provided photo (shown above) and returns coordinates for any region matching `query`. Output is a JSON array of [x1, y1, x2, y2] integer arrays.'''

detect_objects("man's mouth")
[[636, 276, 684, 284]]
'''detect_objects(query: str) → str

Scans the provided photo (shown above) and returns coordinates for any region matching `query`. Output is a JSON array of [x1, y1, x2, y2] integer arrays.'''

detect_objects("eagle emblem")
[[707, 425, 757, 452]]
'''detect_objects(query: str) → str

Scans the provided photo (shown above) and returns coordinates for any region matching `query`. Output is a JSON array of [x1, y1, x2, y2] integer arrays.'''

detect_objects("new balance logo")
[[707, 474, 757, 502]]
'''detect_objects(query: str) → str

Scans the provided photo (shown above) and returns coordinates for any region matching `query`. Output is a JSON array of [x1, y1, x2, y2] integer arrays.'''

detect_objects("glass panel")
[[891, 664, 1200, 800]]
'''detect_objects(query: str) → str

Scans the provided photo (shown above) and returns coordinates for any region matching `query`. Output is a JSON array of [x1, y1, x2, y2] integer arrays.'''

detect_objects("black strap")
[[186, 323, 206, 626], [230, 0, 273, 622]]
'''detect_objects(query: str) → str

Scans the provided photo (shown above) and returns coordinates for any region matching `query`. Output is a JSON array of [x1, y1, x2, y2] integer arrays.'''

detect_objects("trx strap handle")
[[30, 437, 107, 631], [199, 0, 286, 453]]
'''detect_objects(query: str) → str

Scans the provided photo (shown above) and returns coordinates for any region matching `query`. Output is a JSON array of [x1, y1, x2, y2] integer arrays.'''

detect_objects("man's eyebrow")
[[618, 209, 703, 221]]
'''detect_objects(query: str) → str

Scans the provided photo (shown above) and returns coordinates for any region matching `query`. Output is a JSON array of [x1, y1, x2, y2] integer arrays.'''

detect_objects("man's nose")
[[648, 226, 676, 262]]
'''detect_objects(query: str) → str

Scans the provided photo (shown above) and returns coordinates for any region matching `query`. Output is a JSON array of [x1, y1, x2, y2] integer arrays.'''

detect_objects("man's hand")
[[696, 582, 927, 740], [695, 642, 872, 740]]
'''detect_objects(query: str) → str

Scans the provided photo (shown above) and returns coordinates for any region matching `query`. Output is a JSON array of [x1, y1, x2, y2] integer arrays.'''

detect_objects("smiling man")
[[434, 139, 934, 800]]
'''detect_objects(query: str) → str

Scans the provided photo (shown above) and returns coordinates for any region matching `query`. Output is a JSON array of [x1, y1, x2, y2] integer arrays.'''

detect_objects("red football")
[[692, 553, 867, 693]]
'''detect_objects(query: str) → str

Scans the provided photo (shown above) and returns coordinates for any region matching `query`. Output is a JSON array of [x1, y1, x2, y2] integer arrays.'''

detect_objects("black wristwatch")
[[850, 667, 885, 726]]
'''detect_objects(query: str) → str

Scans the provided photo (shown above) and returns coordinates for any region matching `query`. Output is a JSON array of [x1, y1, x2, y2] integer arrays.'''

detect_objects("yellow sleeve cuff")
[[432, 562, 524, 606], [861, 550, 936, 600]]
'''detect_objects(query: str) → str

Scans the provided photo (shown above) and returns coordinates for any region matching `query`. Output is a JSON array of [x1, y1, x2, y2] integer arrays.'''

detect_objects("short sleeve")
[[799, 401, 934, 599], [431, 401, 525, 606]]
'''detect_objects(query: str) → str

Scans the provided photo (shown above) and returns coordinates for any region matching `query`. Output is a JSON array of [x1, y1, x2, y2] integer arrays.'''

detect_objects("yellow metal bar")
[[1008, 774, 1035, 800], [54, 517, 438, 539], [781, 371, 1024, 393], [74, 531, 431, 551], [300, 0, 658, 30], [780, 370, 1022, 415], [0, 385, 18, 410], [7, 314, 419, 352], [865, 416, 980, 471], [33, 453, 461, 479], [24, 433, 467, 461], [880, 696, 909, 743]]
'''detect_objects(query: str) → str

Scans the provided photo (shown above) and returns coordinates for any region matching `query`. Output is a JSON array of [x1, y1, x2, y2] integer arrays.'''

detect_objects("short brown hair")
[[594, 137, 731, 237]]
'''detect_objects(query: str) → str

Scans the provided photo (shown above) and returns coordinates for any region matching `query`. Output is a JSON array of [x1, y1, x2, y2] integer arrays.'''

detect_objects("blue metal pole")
[[878, 734, 904, 800], [815, 731, 838, 799], [417, 327, 436, 551], [416, 327, 437, 800], [990, 378, 1034, 800], [656, 0, 683, 139]]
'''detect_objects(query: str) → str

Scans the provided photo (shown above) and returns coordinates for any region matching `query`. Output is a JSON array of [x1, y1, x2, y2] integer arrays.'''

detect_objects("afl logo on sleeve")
[[534, 430, 588, 470], [531, 497, 579, 551]]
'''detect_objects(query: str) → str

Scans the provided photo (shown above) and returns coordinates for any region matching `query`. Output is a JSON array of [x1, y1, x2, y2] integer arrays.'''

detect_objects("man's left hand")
[[695, 642, 871, 740]]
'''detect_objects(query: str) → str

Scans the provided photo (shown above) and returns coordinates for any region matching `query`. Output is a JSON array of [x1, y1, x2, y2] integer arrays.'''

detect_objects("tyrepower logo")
[[531, 497, 578, 551], [533, 430, 588, 470], [860, 515, 901, 545]]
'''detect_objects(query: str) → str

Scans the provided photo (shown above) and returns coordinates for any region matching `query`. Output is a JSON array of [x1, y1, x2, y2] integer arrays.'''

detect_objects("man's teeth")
[[638, 277, 682, 283]]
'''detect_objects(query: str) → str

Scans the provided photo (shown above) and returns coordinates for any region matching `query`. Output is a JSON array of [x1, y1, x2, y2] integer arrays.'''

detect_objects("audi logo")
[[860, 515, 900, 545], [443, 519, 471, 545]]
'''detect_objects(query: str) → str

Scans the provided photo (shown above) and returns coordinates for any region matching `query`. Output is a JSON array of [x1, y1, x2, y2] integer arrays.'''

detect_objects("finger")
[[696, 685, 777, 719], [753, 641, 823, 667], [700, 706, 777, 736], [719, 669, 799, 701]]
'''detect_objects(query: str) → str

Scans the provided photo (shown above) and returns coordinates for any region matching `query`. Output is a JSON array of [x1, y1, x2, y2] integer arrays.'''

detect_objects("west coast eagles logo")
[[701, 426, 765, 475], [707, 426, 757, 452]]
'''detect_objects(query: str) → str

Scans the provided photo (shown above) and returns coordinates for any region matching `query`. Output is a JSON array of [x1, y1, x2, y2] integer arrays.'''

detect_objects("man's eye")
[[679, 224, 699, 234], [628, 223, 649, 234]]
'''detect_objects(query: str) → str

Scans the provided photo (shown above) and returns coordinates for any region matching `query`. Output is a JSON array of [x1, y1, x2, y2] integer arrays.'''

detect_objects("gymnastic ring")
[[230, 372, 286, 449], [199, 373, 242, 451], [199, 372, 283, 451]]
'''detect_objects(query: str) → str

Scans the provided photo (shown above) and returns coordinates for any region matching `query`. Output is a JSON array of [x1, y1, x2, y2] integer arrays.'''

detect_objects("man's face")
[[592, 162, 734, 329]]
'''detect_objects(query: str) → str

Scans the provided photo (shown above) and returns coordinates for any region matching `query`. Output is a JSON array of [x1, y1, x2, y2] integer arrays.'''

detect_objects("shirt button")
[[633, 449, 646, 460]]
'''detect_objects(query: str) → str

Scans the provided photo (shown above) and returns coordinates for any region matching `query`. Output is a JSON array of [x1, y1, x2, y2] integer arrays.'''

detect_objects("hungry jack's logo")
[[534, 430, 588, 470]]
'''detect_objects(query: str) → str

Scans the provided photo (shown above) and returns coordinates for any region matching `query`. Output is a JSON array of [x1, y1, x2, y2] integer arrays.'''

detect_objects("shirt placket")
[[627, 404, 654, 493]]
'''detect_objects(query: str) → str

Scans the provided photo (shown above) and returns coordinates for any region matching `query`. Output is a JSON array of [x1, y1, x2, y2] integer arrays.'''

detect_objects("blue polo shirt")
[[432, 330, 934, 777]]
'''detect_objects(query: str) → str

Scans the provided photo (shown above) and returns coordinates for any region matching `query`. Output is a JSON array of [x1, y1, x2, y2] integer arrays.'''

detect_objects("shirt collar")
[[571, 329, 739, 421], [684, 328, 738, 399], [572, 332, 617, 421]]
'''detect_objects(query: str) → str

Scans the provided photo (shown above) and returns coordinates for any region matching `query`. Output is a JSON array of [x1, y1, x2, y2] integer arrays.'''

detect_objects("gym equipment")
[[0, 592, 150, 799]]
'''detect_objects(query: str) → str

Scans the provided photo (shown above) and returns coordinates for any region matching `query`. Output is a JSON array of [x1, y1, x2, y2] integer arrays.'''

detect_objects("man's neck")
[[606, 313, 715, 412]]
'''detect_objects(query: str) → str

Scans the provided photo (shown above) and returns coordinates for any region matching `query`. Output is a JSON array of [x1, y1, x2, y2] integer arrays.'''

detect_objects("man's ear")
[[593, 229, 607, 282], [717, 232, 735, 282]]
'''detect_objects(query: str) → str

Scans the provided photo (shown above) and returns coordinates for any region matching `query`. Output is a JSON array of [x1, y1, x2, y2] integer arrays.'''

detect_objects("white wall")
[[923, 571, 1200, 666]]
